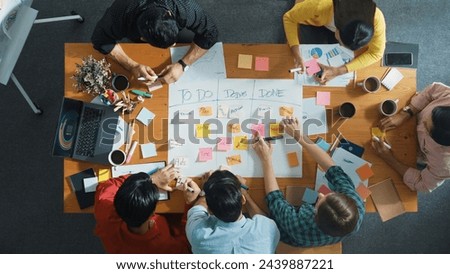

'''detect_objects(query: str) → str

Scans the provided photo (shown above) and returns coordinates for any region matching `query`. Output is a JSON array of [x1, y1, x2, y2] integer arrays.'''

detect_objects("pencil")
[[125, 119, 135, 154]]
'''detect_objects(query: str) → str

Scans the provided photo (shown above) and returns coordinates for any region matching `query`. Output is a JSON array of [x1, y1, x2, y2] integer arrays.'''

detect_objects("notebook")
[[369, 178, 405, 222], [68, 168, 96, 209], [381, 68, 404, 90]]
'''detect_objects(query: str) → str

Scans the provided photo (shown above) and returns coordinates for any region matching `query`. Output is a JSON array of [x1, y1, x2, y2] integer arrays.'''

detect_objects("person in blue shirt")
[[183, 169, 280, 254]]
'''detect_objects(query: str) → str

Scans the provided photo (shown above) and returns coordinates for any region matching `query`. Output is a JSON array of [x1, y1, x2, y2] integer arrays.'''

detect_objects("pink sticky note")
[[316, 91, 330, 106], [198, 147, 213, 162], [251, 124, 265, 137], [318, 184, 332, 195], [304, 58, 321, 76], [255, 56, 269, 71], [217, 137, 232, 151]]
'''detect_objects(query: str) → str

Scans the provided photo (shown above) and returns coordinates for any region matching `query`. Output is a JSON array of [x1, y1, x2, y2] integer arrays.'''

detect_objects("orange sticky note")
[[255, 56, 269, 71], [287, 152, 299, 167], [226, 155, 242, 166], [199, 106, 213, 116], [269, 123, 282, 137], [228, 123, 241, 133], [196, 124, 210, 138], [233, 136, 248, 150], [238, 54, 253, 69], [356, 184, 372, 200], [356, 163, 374, 181], [318, 184, 332, 195], [279, 106, 294, 116]]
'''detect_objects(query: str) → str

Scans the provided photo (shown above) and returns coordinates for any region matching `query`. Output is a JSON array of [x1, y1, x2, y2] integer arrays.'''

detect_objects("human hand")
[[379, 111, 410, 131], [183, 179, 202, 204], [150, 164, 180, 191], [314, 63, 342, 85], [252, 132, 273, 163], [371, 136, 393, 161], [130, 64, 158, 84], [236, 174, 248, 194], [159, 62, 184, 84], [293, 56, 306, 74], [280, 116, 301, 140]]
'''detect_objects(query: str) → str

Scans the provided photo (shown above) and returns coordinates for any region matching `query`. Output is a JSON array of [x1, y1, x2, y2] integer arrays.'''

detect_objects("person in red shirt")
[[94, 165, 191, 253]]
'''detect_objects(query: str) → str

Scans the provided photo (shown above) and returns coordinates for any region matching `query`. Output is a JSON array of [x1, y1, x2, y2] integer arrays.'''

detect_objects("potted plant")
[[71, 55, 112, 96]]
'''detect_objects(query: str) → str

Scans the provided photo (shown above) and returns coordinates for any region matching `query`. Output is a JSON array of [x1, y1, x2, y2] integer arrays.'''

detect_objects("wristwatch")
[[402, 105, 414, 117], [178, 59, 189, 72]]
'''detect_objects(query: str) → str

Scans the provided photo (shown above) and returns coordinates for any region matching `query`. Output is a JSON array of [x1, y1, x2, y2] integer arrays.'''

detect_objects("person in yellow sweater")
[[284, 0, 386, 84]]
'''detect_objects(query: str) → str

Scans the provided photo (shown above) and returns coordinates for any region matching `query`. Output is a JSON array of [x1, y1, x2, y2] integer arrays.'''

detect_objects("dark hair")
[[114, 172, 160, 227], [338, 20, 374, 50], [315, 193, 359, 237], [430, 106, 450, 146], [137, 6, 179, 48], [203, 170, 242, 222]]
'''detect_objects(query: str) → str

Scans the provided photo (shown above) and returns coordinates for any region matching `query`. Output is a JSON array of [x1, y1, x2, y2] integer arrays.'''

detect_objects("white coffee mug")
[[357, 76, 381, 93], [108, 149, 126, 166], [380, 99, 399, 116]]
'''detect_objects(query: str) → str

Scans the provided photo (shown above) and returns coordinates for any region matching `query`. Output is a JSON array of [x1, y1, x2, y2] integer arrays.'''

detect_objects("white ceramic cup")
[[108, 149, 126, 166], [357, 76, 381, 93], [380, 99, 399, 116]]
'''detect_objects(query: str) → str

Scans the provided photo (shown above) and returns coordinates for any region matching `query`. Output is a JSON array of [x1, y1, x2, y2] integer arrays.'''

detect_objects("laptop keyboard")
[[75, 107, 104, 157]]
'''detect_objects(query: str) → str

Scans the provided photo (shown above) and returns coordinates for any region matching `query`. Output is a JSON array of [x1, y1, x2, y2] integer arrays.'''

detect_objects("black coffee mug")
[[111, 74, 129, 91], [339, 102, 356, 118]]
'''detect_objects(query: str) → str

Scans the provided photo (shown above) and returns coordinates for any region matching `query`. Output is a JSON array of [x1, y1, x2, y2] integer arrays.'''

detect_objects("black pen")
[[242, 135, 284, 144]]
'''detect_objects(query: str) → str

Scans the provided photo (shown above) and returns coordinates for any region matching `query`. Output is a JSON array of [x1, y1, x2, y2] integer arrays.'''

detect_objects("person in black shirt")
[[92, 0, 218, 84]]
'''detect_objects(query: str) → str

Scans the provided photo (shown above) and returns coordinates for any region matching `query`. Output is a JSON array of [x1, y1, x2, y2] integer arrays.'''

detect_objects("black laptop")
[[52, 97, 119, 164]]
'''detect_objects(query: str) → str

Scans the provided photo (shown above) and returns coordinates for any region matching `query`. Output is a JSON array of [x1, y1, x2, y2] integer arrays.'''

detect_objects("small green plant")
[[72, 55, 112, 96]]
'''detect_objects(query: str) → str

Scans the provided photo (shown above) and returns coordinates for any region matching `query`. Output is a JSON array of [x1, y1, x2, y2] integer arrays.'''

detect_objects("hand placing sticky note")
[[198, 147, 213, 162], [233, 136, 248, 150], [316, 91, 330, 106], [251, 124, 265, 137], [238, 54, 253, 69], [199, 106, 213, 116], [287, 151, 299, 167], [141, 142, 157, 158], [269, 123, 282, 137], [302, 188, 319, 204], [255, 56, 269, 71], [356, 163, 374, 181], [371, 127, 385, 139], [196, 124, 210, 138], [226, 154, 242, 166], [304, 58, 322, 76], [217, 137, 232, 151], [318, 184, 332, 195], [356, 183, 372, 200], [279, 106, 294, 116], [136, 107, 156, 126]]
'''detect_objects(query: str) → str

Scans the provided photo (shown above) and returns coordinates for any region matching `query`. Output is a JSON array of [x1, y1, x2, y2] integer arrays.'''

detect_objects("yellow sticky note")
[[371, 127, 385, 139], [199, 106, 213, 116], [196, 124, 210, 138], [279, 106, 294, 116], [98, 169, 111, 183], [238, 54, 253, 69], [233, 136, 248, 150], [269, 123, 282, 137], [227, 155, 242, 166], [228, 123, 241, 133]]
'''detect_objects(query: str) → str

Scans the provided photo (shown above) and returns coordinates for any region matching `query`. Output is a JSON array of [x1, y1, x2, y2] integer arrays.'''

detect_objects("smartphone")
[[384, 52, 413, 66]]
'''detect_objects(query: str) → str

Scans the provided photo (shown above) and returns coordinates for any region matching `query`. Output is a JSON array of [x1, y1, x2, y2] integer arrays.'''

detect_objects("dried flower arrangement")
[[72, 55, 112, 96]]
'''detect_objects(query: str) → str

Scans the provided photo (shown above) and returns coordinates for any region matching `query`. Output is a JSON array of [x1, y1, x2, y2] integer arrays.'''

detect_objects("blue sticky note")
[[141, 142, 157, 158], [316, 138, 331, 152], [136, 107, 156, 126], [302, 188, 319, 204]]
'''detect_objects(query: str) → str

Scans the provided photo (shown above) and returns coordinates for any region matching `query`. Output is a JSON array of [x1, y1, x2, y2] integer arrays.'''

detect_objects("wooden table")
[[64, 43, 417, 215]]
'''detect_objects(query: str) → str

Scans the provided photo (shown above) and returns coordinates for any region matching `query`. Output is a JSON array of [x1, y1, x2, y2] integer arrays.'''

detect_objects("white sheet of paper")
[[141, 142, 157, 158], [136, 107, 155, 126], [302, 97, 327, 135], [83, 177, 98, 193]]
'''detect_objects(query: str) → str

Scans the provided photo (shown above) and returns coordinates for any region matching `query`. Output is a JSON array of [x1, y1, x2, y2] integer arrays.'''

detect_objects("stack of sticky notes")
[[136, 107, 155, 126], [316, 91, 330, 106]]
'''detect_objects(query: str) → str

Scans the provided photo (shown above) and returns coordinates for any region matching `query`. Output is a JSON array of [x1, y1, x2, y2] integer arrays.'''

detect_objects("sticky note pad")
[[356, 183, 372, 200], [83, 177, 98, 193], [233, 136, 248, 150], [228, 123, 241, 133], [269, 123, 282, 137], [316, 91, 330, 106], [356, 163, 374, 181], [199, 106, 213, 116], [279, 106, 294, 117], [255, 56, 269, 71], [318, 184, 332, 195], [302, 188, 319, 204], [217, 104, 229, 118], [98, 169, 111, 183], [217, 137, 232, 151], [148, 80, 163, 92], [304, 58, 321, 76], [173, 156, 188, 167], [316, 138, 331, 152], [136, 107, 156, 126], [198, 147, 213, 162], [371, 127, 385, 139], [238, 54, 253, 69], [251, 124, 265, 137], [196, 124, 210, 138], [226, 154, 242, 166], [141, 142, 157, 158], [287, 152, 299, 167]]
